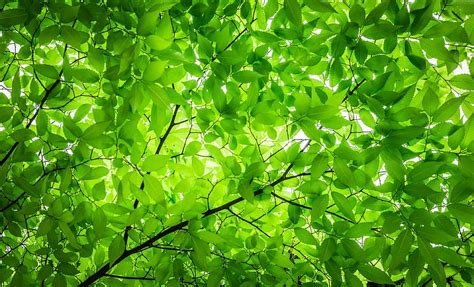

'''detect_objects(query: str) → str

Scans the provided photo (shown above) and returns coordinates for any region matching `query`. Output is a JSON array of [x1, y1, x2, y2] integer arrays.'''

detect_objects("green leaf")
[[304, 0, 337, 13], [432, 96, 466, 122], [108, 235, 125, 264], [11, 128, 35, 142], [407, 249, 424, 286], [418, 236, 446, 287], [138, 11, 159, 36], [449, 180, 474, 203], [422, 88, 439, 115], [311, 194, 329, 219], [331, 192, 354, 221], [0, 9, 28, 27], [143, 61, 167, 82], [0, 106, 14, 123], [319, 237, 336, 262], [284, 0, 302, 27], [450, 74, 474, 90], [358, 265, 393, 285], [142, 155, 169, 172], [341, 239, 365, 262], [345, 222, 374, 238], [93, 207, 107, 239], [288, 204, 301, 224], [349, 4, 365, 25], [232, 71, 263, 83], [362, 23, 397, 40], [311, 153, 329, 180], [434, 247, 469, 267], [295, 228, 317, 245], [184, 141, 202, 156], [408, 161, 442, 182], [307, 105, 339, 120], [37, 218, 55, 236], [389, 229, 414, 270], [35, 64, 59, 79], [420, 38, 455, 63], [407, 54, 427, 70], [217, 50, 246, 65], [365, 0, 389, 25], [333, 158, 356, 188], [71, 68, 100, 83], [448, 204, 474, 224]]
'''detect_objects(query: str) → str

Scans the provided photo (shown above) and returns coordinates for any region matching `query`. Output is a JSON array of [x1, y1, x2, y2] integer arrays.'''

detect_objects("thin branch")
[[103, 274, 155, 281]]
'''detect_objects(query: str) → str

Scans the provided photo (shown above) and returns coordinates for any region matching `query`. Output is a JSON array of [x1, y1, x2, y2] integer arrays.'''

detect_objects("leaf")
[[295, 228, 317, 245], [319, 238, 336, 262], [311, 194, 329, 219], [345, 222, 374, 238], [304, 0, 336, 13], [358, 265, 393, 285], [448, 204, 474, 224], [71, 68, 100, 83], [408, 161, 442, 182], [420, 38, 455, 63], [142, 155, 169, 172], [284, 0, 302, 27], [11, 128, 35, 142], [407, 54, 427, 70], [365, 0, 389, 25], [449, 180, 474, 203], [450, 74, 474, 90], [0, 9, 28, 27], [143, 61, 167, 82], [307, 105, 339, 120], [108, 236, 125, 264], [362, 23, 397, 40], [137, 11, 159, 36], [37, 218, 55, 236], [422, 88, 439, 115], [217, 50, 246, 65], [184, 141, 202, 156], [331, 34, 346, 57], [35, 64, 59, 79], [232, 71, 263, 83], [93, 207, 107, 239], [434, 247, 469, 267], [331, 192, 354, 221], [288, 204, 301, 224], [333, 158, 357, 188], [0, 106, 14, 123], [389, 229, 414, 270], [418, 236, 446, 287], [432, 96, 466, 122], [341, 239, 365, 262], [407, 249, 424, 286], [380, 149, 405, 181], [349, 4, 365, 25], [311, 153, 329, 180]]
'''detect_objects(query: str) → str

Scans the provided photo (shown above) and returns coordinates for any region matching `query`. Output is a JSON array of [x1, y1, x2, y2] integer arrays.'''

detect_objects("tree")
[[0, 0, 473, 285]]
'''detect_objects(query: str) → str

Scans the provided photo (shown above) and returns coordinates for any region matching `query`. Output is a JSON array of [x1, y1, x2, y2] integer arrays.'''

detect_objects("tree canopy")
[[1, 0, 473, 286]]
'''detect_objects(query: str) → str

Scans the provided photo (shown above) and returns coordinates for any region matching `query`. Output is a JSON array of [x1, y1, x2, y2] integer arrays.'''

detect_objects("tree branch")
[[103, 274, 155, 281], [79, 162, 305, 286]]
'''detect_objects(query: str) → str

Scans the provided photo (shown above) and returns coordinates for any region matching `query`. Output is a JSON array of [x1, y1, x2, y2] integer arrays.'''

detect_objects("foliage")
[[0, 0, 473, 286]]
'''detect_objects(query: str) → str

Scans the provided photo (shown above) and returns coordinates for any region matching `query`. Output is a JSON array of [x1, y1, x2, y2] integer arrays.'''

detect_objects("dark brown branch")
[[342, 78, 366, 103], [0, 74, 62, 166], [271, 191, 355, 224], [103, 274, 155, 281], [124, 105, 181, 244], [79, 164, 306, 286], [0, 192, 25, 212]]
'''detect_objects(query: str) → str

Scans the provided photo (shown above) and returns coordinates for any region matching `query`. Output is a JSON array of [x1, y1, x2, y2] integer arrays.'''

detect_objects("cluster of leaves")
[[0, 0, 473, 286]]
